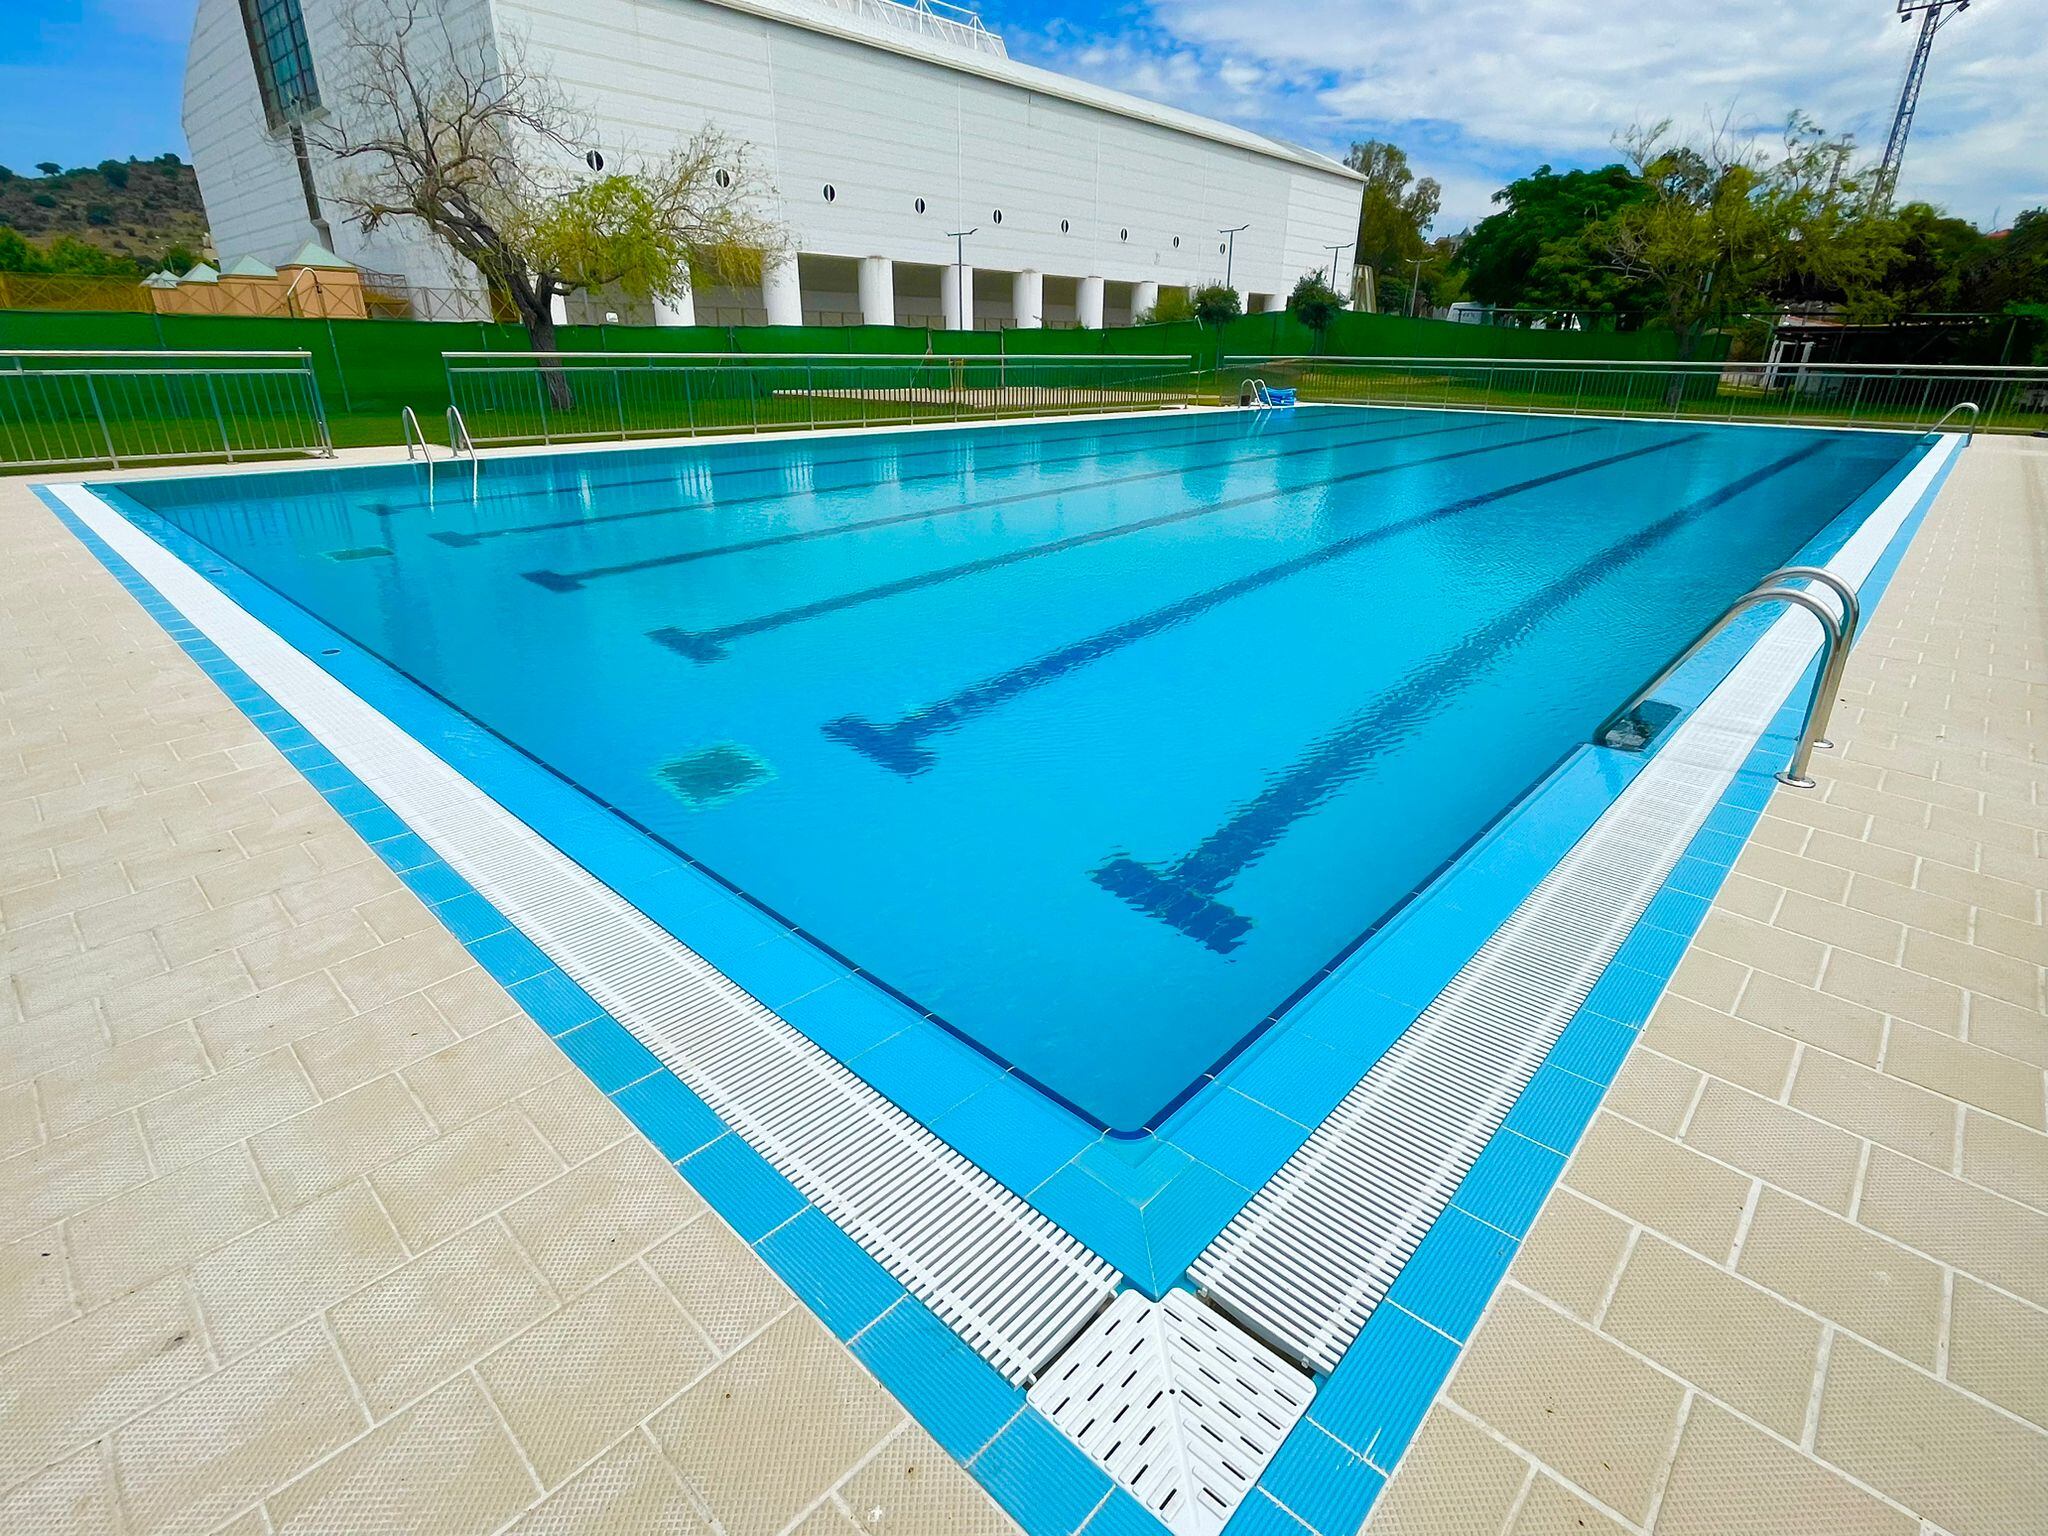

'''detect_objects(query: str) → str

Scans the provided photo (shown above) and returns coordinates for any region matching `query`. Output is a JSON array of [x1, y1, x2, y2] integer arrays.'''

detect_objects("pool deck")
[[1, 431, 2042, 1535]]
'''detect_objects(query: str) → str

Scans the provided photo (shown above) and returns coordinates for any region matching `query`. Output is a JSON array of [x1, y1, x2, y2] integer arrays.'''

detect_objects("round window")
[[714, 168, 732, 189], [585, 149, 605, 173], [914, 196, 926, 214], [822, 184, 836, 202]]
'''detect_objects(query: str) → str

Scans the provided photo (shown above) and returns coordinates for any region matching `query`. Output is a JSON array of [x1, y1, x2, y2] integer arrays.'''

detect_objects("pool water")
[[108, 406, 1926, 1131]]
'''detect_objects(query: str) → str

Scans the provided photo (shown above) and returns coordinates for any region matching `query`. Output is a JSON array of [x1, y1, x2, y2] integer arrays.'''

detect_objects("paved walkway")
[[3, 434, 2041, 1536], [0, 466, 1015, 1535], [1368, 434, 2048, 1536]]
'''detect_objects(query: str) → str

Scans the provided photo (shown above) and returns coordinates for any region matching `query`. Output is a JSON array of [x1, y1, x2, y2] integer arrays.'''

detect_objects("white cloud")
[[1008, 0, 2045, 230]]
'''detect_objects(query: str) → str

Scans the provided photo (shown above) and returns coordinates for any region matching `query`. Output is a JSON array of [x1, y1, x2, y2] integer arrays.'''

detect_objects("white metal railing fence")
[[442, 351, 1204, 447], [1224, 355, 2048, 435], [0, 350, 333, 470]]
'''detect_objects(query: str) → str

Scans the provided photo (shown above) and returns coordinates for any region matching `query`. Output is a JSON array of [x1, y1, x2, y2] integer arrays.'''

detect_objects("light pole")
[[1218, 224, 1249, 293], [945, 227, 977, 331], [1405, 256, 1427, 318], [1323, 241, 1355, 304]]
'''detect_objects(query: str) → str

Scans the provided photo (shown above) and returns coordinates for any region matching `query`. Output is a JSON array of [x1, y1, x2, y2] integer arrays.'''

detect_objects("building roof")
[[179, 262, 220, 284], [218, 255, 280, 278], [702, 0, 1363, 182], [280, 240, 354, 270]]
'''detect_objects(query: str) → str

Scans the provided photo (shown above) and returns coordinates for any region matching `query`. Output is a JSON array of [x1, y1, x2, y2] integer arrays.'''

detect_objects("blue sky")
[[3, 0, 2040, 231]]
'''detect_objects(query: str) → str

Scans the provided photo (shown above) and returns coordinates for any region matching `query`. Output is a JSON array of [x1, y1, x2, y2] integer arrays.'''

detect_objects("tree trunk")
[[1664, 318, 1704, 411], [521, 299, 575, 414]]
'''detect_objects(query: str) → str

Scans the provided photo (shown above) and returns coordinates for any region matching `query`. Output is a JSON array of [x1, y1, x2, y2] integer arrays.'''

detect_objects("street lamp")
[[1218, 224, 1249, 292], [1323, 241, 1355, 304], [1405, 256, 1427, 318], [945, 227, 977, 331]]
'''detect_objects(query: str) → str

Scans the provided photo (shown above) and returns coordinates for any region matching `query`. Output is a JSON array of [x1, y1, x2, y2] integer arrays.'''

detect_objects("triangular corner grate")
[[1028, 1289, 1314, 1536]]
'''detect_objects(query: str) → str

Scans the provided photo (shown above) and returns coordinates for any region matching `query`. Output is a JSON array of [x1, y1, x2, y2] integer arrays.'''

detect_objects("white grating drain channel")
[[1192, 438, 1960, 1373], [1030, 1289, 1315, 1536], [61, 485, 1119, 1386]]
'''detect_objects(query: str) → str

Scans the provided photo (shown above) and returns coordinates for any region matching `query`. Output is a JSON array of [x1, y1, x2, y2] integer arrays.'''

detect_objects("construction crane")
[[1875, 0, 1972, 205]]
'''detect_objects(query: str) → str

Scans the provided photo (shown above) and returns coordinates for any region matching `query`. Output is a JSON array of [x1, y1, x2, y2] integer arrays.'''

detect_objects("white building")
[[184, 0, 1364, 329]]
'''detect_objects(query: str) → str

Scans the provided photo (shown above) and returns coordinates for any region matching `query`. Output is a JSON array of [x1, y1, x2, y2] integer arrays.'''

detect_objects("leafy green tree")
[[1287, 269, 1344, 341], [98, 159, 130, 189], [1136, 286, 1194, 324], [1958, 208, 2048, 311], [1837, 201, 1983, 321], [1457, 164, 1649, 314], [1191, 284, 1242, 325], [35, 161, 60, 177], [1345, 140, 1439, 302], [0, 228, 140, 274], [309, 0, 782, 404]]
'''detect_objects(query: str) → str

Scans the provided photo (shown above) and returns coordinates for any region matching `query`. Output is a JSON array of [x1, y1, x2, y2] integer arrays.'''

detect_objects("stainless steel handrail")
[[1599, 585, 1846, 789], [1758, 566, 1859, 751], [401, 406, 430, 461], [446, 405, 477, 459], [1928, 400, 1979, 439]]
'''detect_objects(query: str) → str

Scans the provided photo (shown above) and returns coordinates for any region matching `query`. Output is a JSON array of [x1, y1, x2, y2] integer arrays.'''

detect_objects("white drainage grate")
[[1192, 439, 1959, 1374], [61, 485, 1119, 1387], [1030, 1289, 1314, 1536]]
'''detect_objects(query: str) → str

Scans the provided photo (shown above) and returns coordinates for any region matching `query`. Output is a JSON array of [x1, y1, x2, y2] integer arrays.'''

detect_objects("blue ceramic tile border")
[[34, 485, 1134, 1536]]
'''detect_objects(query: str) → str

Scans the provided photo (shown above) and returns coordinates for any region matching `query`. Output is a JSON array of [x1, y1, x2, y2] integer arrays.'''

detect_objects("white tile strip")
[[57, 483, 1120, 1387], [1030, 1289, 1315, 1536], [1191, 437, 1961, 1374]]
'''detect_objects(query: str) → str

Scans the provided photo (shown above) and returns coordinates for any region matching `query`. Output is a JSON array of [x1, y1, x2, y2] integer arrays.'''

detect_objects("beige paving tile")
[[1504, 1473, 1633, 1535], [1899, 930, 2044, 1010], [1641, 995, 1794, 1098], [423, 967, 522, 1037], [1446, 1286, 1685, 1523], [1816, 950, 1966, 1034], [191, 970, 357, 1068], [1, 1225, 77, 1353], [650, 1307, 902, 1536], [644, 1213, 796, 1355], [1857, 1148, 2048, 1308], [0, 1442, 121, 1536], [64, 1145, 273, 1308], [402, 1013, 571, 1132], [1946, 1277, 2048, 1433], [0, 1114, 153, 1243], [250, 1071, 440, 1210], [1663, 947, 1748, 1015], [1601, 1235, 1821, 1437], [1736, 1188, 1945, 1367], [110, 1322, 366, 1536], [515, 1070, 634, 1166], [1774, 890, 1907, 966], [191, 1180, 408, 1355], [236, 907, 384, 991], [293, 990, 458, 1099], [1883, 1020, 2045, 1127], [479, 1261, 715, 1485], [98, 950, 251, 1045], [35, 1022, 212, 1138], [268, 1374, 538, 1535], [1655, 1398, 1913, 1536], [1788, 1052, 1958, 1169], [503, 1429, 711, 1535], [13, 930, 165, 1020], [0, 1276, 211, 1487], [1561, 1113, 1752, 1258], [1505, 1190, 1631, 1322], [1815, 1335, 2048, 1536], [330, 926, 476, 1013], [1600, 1048, 1702, 1136], [841, 1423, 1020, 1536], [1958, 1110, 2048, 1211], [1682, 1081, 1862, 1213], [1363, 1407, 1530, 1535], [500, 1136, 706, 1297], [138, 1046, 318, 1171], [369, 1102, 566, 1250], [1733, 970, 1886, 1065], [329, 1217, 557, 1416], [1965, 992, 2048, 1070], [1693, 909, 1827, 988]]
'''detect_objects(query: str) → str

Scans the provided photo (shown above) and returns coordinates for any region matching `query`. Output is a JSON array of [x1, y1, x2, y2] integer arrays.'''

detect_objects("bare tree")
[[306, 0, 784, 405]]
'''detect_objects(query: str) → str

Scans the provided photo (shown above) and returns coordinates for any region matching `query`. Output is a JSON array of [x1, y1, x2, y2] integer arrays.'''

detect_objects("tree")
[[1287, 269, 1344, 343], [307, 0, 782, 404], [1838, 201, 1983, 321], [98, 159, 130, 189], [1603, 114, 1895, 364], [1191, 284, 1242, 325], [1958, 208, 2048, 311], [1457, 164, 1650, 314], [1135, 286, 1194, 324], [35, 162, 60, 177], [1345, 140, 1439, 298]]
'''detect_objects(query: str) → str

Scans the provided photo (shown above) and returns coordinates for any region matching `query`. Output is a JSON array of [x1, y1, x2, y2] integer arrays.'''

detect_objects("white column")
[[1258, 291, 1287, 314], [762, 251, 803, 327], [548, 292, 568, 326], [1012, 269, 1043, 329], [941, 263, 975, 331], [858, 256, 895, 327], [1077, 274, 1105, 329], [1132, 280, 1159, 320], [652, 283, 695, 327]]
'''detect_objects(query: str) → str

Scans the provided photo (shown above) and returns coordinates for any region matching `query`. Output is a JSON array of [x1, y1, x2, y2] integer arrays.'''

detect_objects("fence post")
[[204, 374, 234, 460], [84, 375, 120, 469]]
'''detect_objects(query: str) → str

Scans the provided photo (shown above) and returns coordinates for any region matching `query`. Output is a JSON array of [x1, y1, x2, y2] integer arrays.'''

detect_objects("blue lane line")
[[647, 420, 1576, 663], [822, 425, 1611, 775], [1094, 435, 1835, 954], [429, 408, 1366, 547], [528, 414, 1486, 590]]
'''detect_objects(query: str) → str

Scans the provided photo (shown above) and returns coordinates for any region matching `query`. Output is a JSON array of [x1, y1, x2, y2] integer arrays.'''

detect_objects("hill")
[[0, 155, 208, 271]]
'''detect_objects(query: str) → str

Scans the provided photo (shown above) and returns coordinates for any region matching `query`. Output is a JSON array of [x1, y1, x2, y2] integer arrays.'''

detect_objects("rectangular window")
[[239, 0, 321, 129]]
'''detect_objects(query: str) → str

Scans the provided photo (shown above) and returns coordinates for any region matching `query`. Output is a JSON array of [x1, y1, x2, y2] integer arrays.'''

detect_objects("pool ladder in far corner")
[[1597, 565, 1860, 790]]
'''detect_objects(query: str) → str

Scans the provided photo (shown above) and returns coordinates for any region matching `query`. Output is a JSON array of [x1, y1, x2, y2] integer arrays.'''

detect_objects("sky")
[[1, 0, 2040, 233]]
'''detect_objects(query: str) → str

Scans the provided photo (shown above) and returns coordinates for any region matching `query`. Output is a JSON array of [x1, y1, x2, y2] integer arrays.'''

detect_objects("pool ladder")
[[401, 406, 430, 460], [1598, 566, 1859, 789]]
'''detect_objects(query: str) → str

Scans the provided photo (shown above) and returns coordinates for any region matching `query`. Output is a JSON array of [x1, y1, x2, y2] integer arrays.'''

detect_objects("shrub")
[[1191, 284, 1242, 325], [1287, 271, 1345, 340]]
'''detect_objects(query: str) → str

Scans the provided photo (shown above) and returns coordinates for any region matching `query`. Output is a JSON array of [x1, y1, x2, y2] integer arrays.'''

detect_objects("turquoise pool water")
[[106, 406, 1926, 1130]]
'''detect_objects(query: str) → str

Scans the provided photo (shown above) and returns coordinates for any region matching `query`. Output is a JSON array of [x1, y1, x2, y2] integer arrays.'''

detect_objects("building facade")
[[184, 0, 1364, 329]]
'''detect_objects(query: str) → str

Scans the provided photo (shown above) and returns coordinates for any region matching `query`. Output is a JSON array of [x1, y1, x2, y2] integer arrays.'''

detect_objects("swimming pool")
[[100, 406, 1928, 1134]]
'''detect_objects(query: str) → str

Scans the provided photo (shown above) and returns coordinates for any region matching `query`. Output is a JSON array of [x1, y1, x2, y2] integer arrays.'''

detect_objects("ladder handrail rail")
[[1756, 566, 1859, 752], [400, 405, 430, 461], [1927, 400, 1978, 439], [1599, 583, 1846, 788], [446, 405, 477, 459]]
